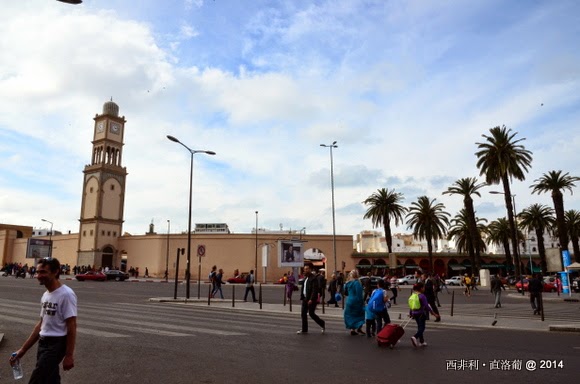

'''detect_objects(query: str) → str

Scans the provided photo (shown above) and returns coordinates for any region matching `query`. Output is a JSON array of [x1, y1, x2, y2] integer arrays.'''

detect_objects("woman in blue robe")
[[343, 270, 365, 335]]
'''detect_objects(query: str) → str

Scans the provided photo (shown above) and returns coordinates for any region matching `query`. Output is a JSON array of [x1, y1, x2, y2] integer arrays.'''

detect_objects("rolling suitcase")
[[376, 317, 412, 348]]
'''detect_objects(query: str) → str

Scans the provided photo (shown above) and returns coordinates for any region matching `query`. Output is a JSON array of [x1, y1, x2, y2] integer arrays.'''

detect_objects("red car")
[[515, 278, 558, 293], [75, 271, 106, 281], [226, 273, 249, 284]]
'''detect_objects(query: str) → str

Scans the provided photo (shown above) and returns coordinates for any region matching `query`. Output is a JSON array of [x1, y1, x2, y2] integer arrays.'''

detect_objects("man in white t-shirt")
[[9, 257, 77, 383]]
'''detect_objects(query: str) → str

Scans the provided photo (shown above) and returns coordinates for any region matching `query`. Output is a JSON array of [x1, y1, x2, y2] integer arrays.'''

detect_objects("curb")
[[549, 325, 580, 333], [0, 333, 3, 345]]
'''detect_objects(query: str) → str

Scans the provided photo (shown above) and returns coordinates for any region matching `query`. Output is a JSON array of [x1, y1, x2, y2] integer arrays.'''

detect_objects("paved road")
[[1, 277, 579, 383]]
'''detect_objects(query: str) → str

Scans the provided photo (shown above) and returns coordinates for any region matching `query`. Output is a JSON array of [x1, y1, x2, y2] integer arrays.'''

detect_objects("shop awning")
[[531, 266, 541, 273], [356, 265, 372, 269], [481, 263, 507, 269], [449, 264, 466, 271], [404, 265, 420, 269]]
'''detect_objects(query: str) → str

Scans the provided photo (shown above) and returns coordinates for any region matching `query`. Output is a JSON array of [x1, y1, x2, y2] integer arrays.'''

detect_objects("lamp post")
[[165, 220, 170, 282], [41, 219, 53, 260], [320, 141, 338, 274], [527, 237, 536, 275], [299, 227, 306, 240], [167, 135, 215, 299], [255, 211, 259, 282]]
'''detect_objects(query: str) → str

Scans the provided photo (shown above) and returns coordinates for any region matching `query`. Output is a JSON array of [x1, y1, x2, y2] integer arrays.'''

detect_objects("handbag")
[[335, 292, 342, 302]]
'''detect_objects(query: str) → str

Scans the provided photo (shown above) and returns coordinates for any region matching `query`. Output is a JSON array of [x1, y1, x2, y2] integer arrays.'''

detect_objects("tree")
[[518, 204, 555, 274], [475, 125, 533, 278], [405, 196, 450, 272], [486, 218, 514, 272], [447, 209, 488, 272], [362, 188, 407, 253], [443, 177, 486, 272], [565, 210, 580, 263], [531, 170, 580, 260]]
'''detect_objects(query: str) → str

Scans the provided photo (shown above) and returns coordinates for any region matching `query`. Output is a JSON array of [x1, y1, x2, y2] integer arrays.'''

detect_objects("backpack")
[[408, 292, 421, 310], [245, 274, 252, 284], [368, 289, 386, 313]]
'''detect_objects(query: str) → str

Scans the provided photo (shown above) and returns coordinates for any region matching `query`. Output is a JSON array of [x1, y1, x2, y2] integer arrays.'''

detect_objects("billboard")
[[278, 240, 305, 267], [26, 238, 51, 259]]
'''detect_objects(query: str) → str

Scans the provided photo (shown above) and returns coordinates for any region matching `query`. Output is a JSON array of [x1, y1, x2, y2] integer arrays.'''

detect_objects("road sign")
[[197, 245, 206, 257]]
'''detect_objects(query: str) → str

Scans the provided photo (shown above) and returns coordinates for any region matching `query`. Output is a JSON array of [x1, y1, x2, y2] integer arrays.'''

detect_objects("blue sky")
[[1, 0, 579, 238]]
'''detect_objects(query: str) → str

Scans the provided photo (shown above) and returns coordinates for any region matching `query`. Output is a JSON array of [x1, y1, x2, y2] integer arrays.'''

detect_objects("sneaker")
[[411, 336, 418, 348], [434, 317, 441, 322], [321, 328, 325, 334], [296, 330, 308, 334], [421, 342, 428, 347]]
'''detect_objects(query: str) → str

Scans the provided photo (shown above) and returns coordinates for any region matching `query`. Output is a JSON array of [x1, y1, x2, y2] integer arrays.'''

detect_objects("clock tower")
[[77, 100, 128, 269]]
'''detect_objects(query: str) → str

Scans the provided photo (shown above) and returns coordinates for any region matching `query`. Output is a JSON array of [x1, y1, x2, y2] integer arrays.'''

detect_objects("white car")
[[396, 275, 418, 285], [445, 276, 463, 286]]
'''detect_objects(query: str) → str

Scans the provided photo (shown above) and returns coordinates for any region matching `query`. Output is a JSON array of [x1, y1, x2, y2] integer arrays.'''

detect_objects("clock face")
[[96, 121, 104, 133], [110, 122, 120, 134]]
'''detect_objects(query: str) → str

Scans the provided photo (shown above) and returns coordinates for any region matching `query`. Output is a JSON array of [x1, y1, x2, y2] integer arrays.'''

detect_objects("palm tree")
[[363, 188, 407, 253], [518, 204, 555, 274], [475, 125, 533, 277], [565, 210, 580, 262], [406, 196, 450, 272], [443, 177, 486, 272], [531, 170, 580, 259], [486, 218, 514, 271], [447, 209, 488, 271]]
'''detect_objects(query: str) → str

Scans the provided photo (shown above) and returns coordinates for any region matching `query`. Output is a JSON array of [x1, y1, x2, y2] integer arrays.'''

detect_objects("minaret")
[[77, 100, 128, 269]]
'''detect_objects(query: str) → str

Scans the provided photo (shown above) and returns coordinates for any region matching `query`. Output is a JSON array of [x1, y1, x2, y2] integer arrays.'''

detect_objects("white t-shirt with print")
[[39, 284, 77, 337]]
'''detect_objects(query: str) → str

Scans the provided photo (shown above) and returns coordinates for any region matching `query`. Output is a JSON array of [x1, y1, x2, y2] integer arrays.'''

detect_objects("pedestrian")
[[244, 269, 257, 302], [424, 274, 441, 322], [369, 279, 391, 332], [528, 273, 543, 315], [491, 273, 502, 308], [409, 282, 439, 348], [440, 273, 450, 294], [326, 273, 339, 307], [463, 274, 471, 297], [316, 269, 327, 304], [9, 258, 77, 383], [286, 270, 296, 300], [212, 268, 225, 299], [389, 275, 399, 304], [364, 303, 377, 338], [471, 273, 479, 291], [343, 270, 365, 335], [209, 265, 217, 297], [296, 262, 326, 334], [363, 272, 372, 303], [144, 267, 148, 278]]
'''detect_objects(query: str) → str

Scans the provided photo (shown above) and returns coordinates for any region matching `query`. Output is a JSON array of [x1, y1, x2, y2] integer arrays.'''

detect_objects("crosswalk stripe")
[[0, 314, 127, 338]]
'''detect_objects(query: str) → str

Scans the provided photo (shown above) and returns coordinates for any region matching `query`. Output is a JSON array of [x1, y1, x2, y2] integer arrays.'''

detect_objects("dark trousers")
[[29, 336, 67, 384], [530, 292, 542, 312], [427, 297, 440, 317], [300, 300, 325, 332], [413, 314, 427, 343], [390, 288, 398, 304], [365, 319, 376, 336], [244, 286, 256, 301], [375, 309, 391, 332]]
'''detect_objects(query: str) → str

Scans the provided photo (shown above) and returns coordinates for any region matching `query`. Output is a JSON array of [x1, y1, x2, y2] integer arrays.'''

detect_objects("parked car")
[[515, 278, 558, 293], [396, 275, 418, 285], [104, 270, 129, 281], [75, 271, 106, 281], [227, 273, 249, 284], [445, 276, 463, 286]]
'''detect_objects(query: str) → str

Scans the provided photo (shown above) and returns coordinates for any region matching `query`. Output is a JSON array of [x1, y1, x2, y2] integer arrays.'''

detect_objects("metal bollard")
[[321, 290, 325, 314], [450, 290, 455, 317], [283, 287, 287, 306], [259, 283, 262, 310], [540, 292, 545, 322], [207, 285, 211, 306], [232, 285, 235, 308], [289, 296, 292, 312]]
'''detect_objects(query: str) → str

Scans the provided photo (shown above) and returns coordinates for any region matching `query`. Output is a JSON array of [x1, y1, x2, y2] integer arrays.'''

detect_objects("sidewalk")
[[150, 296, 580, 333]]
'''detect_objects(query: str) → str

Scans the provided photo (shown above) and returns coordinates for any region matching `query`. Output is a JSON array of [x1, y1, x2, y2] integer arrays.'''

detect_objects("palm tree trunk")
[[571, 234, 580, 263], [552, 191, 570, 254], [535, 228, 547, 274], [465, 198, 481, 273], [502, 175, 521, 277], [427, 236, 433, 273], [383, 217, 392, 254], [503, 239, 512, 271]]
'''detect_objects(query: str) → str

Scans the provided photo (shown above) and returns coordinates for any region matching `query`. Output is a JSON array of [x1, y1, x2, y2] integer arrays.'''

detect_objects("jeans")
[[300, 300, 325, 332], [375, 309, 391, 333], [212, 286, 224, 299], [413, 314, 426, 343], [530, 292, 541, 312], [244, 286, 256, 301], [493, 290, 501, 307], [29, 336, 67, 384]]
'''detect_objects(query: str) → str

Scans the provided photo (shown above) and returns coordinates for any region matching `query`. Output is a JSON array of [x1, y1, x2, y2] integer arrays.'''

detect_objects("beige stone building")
[[0, 101, 355, 282]]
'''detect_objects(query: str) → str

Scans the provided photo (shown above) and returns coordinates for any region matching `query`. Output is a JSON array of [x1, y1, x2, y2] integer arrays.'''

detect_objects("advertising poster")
[[278, 240, 304, 268], [26, 238, 51, 259]]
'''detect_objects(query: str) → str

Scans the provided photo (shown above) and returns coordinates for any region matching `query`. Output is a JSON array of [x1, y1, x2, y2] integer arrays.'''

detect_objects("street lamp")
[[167, 135, 215, 299], [165, 220, 170, 282], [255, 211, 259, 282], [527, 237, 536, 275], [320, 141, 338, 274], [299, 227, 306, 240], [490, 190, 524, 293], [41, 219, 53, 260]]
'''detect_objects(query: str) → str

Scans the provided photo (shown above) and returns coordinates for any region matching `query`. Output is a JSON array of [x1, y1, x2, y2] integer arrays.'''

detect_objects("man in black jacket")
[[297, 262, 326, 334], [528, 274, 544, 315]]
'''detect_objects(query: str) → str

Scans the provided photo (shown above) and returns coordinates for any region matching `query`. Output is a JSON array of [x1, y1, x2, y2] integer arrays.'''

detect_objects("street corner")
[[548, 325, 580, 333]]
